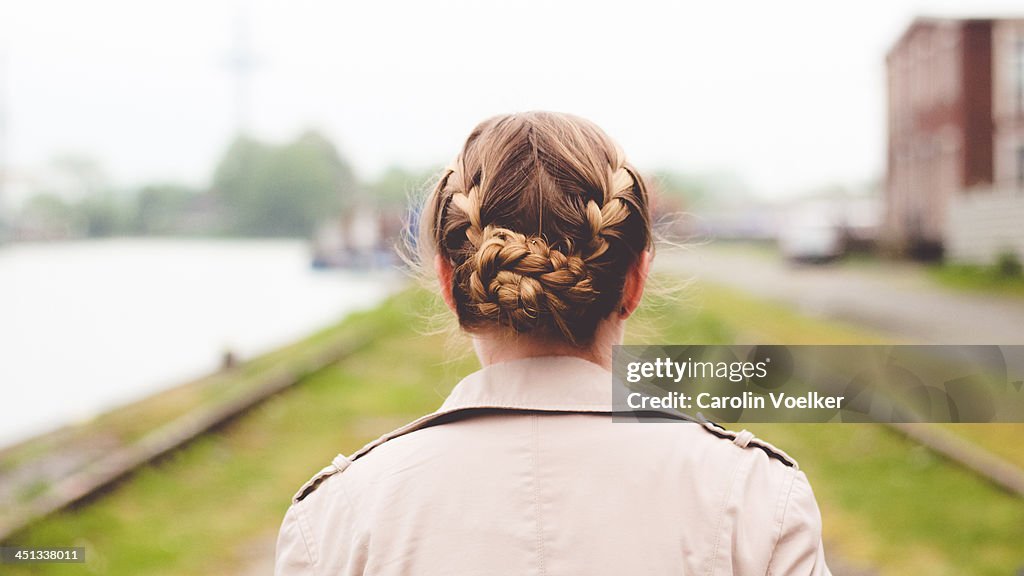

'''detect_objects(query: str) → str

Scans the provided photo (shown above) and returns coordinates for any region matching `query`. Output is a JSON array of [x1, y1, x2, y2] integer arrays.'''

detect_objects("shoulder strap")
[[348, 408, 470, 461], [698, 420, 800, 469], [294, 407, 799, 503], [292, 407, 492, 503], [292, 453, 352, 504]]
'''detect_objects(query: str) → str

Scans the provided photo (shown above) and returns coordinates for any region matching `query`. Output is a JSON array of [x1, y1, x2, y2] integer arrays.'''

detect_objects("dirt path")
[[662, 246, 1024, 344]]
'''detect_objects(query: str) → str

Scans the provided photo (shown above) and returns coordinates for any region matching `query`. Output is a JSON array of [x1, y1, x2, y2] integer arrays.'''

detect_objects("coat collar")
[[439, 355, 614, 413], [301, 356, 792, 501], [346, 355, 616, 464]]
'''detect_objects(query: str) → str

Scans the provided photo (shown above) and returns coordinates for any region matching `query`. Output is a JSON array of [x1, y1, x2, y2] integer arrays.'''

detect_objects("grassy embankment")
[[927, 263, 1024, 299], [4, 280, 1023, 576], [0, 309, 370, 522]]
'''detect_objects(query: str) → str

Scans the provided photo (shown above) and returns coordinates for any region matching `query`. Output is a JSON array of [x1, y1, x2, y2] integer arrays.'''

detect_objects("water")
[[0, 238, 403, 449]]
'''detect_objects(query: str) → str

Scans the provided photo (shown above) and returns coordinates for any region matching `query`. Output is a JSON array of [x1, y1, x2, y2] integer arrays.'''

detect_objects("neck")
[[471, 318, 624, 371]]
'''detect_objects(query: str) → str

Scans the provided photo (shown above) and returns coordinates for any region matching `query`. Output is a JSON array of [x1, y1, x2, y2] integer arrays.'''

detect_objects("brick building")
[[885, 17, 1024, 262]]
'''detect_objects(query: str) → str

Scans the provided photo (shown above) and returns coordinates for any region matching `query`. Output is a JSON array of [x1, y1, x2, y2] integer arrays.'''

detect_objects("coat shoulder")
[[290, 410, 448, 504], [292, 453, 352, 504], [696, 420, 800, 469]]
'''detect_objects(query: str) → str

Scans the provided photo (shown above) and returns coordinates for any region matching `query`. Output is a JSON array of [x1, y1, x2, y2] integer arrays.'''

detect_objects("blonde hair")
[[418, 111, 652, 345]]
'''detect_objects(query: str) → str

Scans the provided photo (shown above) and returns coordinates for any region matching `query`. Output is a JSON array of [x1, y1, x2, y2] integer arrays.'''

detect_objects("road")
[[661, 246, 1024, 344]]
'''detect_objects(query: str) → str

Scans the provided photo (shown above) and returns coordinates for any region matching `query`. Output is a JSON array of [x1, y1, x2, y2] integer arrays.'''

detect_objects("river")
[[0, 238, 404, 449]]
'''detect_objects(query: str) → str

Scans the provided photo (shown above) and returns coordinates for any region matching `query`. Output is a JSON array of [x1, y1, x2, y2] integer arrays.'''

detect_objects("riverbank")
[[0, 292, 385, 539], [0, 238, 396, 447], [3, 282, 1023, 575]]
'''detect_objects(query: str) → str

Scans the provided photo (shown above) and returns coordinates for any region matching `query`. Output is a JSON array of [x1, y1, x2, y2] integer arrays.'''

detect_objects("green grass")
[[927, 263, 1024, 299], [0, 301, 379, 517], [4, 280, 1023, 575], [635, 281, 1024, 575], [748, 423, 1024, 574], [1, 290, 473, 575], [940, 424, 1024, 469]]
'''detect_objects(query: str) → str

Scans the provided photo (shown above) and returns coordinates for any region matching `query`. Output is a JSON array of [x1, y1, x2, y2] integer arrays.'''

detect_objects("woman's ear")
[[620, 249, 652, 319], [434, 253, 457, 313]]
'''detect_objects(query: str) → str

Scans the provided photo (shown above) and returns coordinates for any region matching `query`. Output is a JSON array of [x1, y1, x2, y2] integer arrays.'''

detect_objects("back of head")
[[419, 111, 652, 345]]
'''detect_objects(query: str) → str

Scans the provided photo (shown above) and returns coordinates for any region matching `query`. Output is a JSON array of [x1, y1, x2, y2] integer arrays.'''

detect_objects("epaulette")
[[290, 408, 460, 504], [697, 419, 799, 469], [292, 453, 352, 504]]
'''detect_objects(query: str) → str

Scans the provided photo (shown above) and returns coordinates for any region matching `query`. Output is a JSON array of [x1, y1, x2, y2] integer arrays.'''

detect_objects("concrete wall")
[[946, 188, 1024, 264]]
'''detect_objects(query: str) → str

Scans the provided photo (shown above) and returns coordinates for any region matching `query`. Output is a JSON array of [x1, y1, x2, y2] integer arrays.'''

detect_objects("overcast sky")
[[2, 0, 1022, 200]]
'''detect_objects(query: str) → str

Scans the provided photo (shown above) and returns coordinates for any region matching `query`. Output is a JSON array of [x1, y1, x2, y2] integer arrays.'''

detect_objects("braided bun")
[[463, 225, 596, 338], [419, 112, 652, 344]]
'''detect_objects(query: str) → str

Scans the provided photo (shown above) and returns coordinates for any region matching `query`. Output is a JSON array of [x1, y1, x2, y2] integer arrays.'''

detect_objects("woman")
[[275, 112, 832, 575]]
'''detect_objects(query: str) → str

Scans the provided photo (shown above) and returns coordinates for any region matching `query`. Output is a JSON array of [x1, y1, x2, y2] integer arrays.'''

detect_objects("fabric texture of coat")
[[275, 355, 832, 575]]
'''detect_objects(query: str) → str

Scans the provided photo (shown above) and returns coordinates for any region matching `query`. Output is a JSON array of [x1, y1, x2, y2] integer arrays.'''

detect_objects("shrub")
[[994, 249, 1023, 278]]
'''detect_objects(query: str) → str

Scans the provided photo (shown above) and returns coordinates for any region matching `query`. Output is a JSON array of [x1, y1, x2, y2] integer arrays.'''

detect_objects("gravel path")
[[662, 246, 1024, 344]]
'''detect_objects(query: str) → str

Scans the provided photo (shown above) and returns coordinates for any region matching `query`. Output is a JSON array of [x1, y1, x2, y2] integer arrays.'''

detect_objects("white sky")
[[1, 0, 1022, 200]]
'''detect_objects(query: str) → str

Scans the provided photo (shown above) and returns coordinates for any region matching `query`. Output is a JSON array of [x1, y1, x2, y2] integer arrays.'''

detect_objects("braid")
[[450, 183, 598, 339], [421, 112, 653, 344], [583, 165, 637, 262], [450, 185, 483, 246], [462, 226, 596, 341]]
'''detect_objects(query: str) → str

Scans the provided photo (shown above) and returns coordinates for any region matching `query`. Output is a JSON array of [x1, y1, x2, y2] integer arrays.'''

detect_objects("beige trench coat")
[[275, 355, 832, 575]]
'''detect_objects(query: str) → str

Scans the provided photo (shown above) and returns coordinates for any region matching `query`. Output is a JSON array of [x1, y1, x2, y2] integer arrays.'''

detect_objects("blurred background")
[[1, 1, 1023, 574]]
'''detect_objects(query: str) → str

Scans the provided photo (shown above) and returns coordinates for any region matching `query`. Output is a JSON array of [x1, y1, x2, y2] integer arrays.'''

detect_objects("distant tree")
[[19, 193, 79, 238], [211, 131, 358, 237], [18, 154, 128, 238], [366, 165, 443, 207], [77, 191, 134, 237], [210, 135, 272, 234], [135, 184, 202, 235]]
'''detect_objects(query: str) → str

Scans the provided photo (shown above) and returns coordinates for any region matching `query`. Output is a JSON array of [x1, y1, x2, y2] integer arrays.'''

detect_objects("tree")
[[18, 193, 78, 238], [211, 131, 358, 237], [77, 191, 133, 237], [366, 165, 443, 207], [135, 184, 202, 235], [210, 135, 272, 235]]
